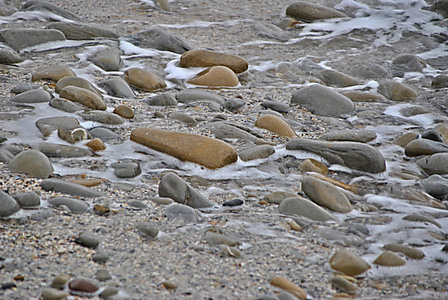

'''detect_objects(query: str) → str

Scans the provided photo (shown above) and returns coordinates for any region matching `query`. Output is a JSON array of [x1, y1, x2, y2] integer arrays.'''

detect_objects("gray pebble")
[[12, 192, 40, 208]]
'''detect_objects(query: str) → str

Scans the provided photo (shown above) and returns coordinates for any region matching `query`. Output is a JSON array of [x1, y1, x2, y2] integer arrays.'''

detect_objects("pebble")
[[254, 22, 290, 42], [0, 47, 24, 64], [378, 80, 418, 101], [204, 231, 241, 247], [41, 178, 105, 198], [391, 54, 426, 77], [222, 199, 244, 207], [51, 274, 71, 289], [150, 196, 174, 206], [128, 26, 192, 54], [0, 28, 66, 51], [113, 105, 134, 119], [68, 278, 99, 295], [405, 138, 448, 156], [131, 127, 238, 169], [96, 269, 112, 281], [9, 89, 52, 104], [32, 65, 76, 83], [302, 176, 352, 213], [394, 132, 419, 147], [90, 48, 123, 71], [49, 98, 84, 113], [383, 243, 425, 260], [161, 281, 178, 290], [136, 221, 159, 239], [373, 251, 406, 266], [129, 200, 148, 209], [298, 159, 329, 174], [317, 69, 360, 87], [47, 22, 120, 40], [224, 97, 245, 112], [187, 66, 240, 87], [99, 76, 135, 99], [431, 74, 448, 88], [261, 100, 290, 114], [36, 142, 94, 157], [321, 129, 377, 143], [286, 1, 348, 21], [402, 213, 442, 228], [10, 83, 39, 94], [290, 84, 354, 117], [123, 67, 166, 91], [92, 251, 110, 263], [89, 127, 119, 141], [86, 138, 106, 151], [255, 114, 297, 137], [55, 76, 101, 96], [180, 49, 248, 73], [176, 89, 225, 106], [278, 197, 339, 222], [207, 122, 272, 145], [100, 286, 119, 298], [0, 190, 20, 217], [238, 145, 275, 161], [416, 153, 448, 175], [60, 86, 107, 110], [164, 204, 199, 222], [158, 172, 214, 208], [421, 174, 448, 198], [79, 111, 125, 125], [40, 288, 70, 300], [48, 197, 89, 214], [8, 149, 54, 178], [270, 276, 307, 300], [168, 111, 197, 125], [75, 232, 100, 248], [111, 160, 142, 178], [330, 249, 371, 276], [331, 275, 359, 294], [146, 92, 178, 106], [286, 138, 386, 173], [264, 191, 298, 204], [12, 191, 40, 208]]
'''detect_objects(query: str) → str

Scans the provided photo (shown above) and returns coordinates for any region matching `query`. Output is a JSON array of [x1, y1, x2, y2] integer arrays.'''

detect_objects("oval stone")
[[90, 48, 123, 71], [373, 251, 406, 266], [180, 49, 248, 73], [0, 190, 20, 217], [278, 197, 339, 222], [187, 66, 239, 87], [378, 80, 418, 101], [286, 1, 348, 22], [10, 89, 52, 104], [60, 86, 106, 110], [416, 153, 448, 175], [255, 114, 297, 137], [123, 68, 166, 91], [330, 249, 371, 276], [32, 65, 76, 82], [318, 69, 360, 87], [8, 150, 53, 178], [55, 76, 101, 96], [113, 105, 134, 119], [130, 128, 238, 169]]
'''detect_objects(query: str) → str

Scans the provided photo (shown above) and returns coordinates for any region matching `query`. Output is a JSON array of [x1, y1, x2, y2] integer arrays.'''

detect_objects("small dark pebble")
[[223, 199, 244, 207], [2, 282, 16, 289], [442, 244, 448, 252]]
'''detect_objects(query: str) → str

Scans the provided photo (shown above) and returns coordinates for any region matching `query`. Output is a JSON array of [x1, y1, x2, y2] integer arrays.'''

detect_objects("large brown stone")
[[255, 114, 297, 137], [180, 49, 248, 73], [59, 86, 106, 110], [32, 65, 76, 82], [123, 68, 166, 91], [187, 66, 239, 87], [286, 1, 348, 22], [130, 128, 238, 169]]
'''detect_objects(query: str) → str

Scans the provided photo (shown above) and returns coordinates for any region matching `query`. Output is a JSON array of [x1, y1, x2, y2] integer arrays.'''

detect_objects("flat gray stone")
[[0, 190, 20, 217], [8, 150, 53, 178], [291, 84, 354, 117], [0, 48, 24, 64], [176, 89, 225, 106], [261, 100, 290, 114], [41, 178, 104, 198], [48, 197, 89, 214], [22, 1, 81, 21], [286, 138, 386, 173], [79, 111, 124, 125], [35, 116, 80, 137], [10, 89, 52, 104], [0, 29, 66, 51], [136, 221, 159, 239], [238, 145, 275, 161], [111, 160, 142, 178], [321, 129, 377, 143], [146, 92, 177, 106], [279, 197, 339, 222], [76, 232, 100, 248], [405, 139, 448, 157], [90, 48, 123, 71], [12, 192, 40, 208], [47, 22, 119, 40], [224, 97, 245, 112], [49, 98, 84, 113], [421, 174, 448, 198], [89, 128, 119, 141], [36, 143, 93, 157]]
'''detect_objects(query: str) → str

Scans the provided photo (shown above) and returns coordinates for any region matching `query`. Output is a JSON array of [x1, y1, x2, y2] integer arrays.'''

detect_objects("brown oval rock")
[[318, 69, 361, 87], [299, 158, 329, 174], [123, 68, 166, 91], [255, 114, 297, 137], [130, 128, 237, 169], [113, 105, 134, 119], [330, 249, 371, 276], [180, 49, 248, 73], [60, 86, 106, 110], [373, 251, 406, 266], [270, 276, 307, 300], [286, 1, 348, 22], [187, 66, 239, 87], [383, 243, 425, 260], [86, 138, 106, 151], [32, 65, 76, 82], [68, 278, 99, 295], [378, 80, 418, 101], [55, 76, 101, 97]]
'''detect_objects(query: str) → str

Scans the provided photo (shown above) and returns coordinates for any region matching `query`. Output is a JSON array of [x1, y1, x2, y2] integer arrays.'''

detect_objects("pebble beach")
[[1, 0, 448, 299]]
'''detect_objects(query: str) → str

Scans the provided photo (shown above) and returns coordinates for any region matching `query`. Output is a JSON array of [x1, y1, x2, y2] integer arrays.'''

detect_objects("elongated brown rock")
[[130, 128, 238, 169], [180, 49, 248, 73], [255, 114, 297, 137], [270, 276, 306, 300], [60, 86, 106, 110]]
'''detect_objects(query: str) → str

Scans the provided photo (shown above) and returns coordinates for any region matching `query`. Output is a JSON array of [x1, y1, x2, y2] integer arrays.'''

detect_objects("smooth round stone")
[[95, 269, 112, 281], [321, 129, 377, 143], [416, 153, 448, 175], [261, 100, 290, 114], [86, 138, 106, 151], [343, 91, 387, 102], [330, 249, 371, 276], [89, 127, 119, 141], [99, 287, 119, 299], [111, 160, 142, 178], [298, 158, 329, 174], [161, 281, 178, 290], [150, 197, 174, 205], [373, 251, 406, 266], [168, 111, 197, 125], [36, 116, 80, 137], [286, 1, 348, 21], [131, 127, 238, 169], [40, 288, 70, 300], [176, 89, 225, 106], [136, 221, 159, 239], [394, 132, 419, 147], [264, 191, 298, 204], [48, 197, 89, 214], [159, 172, 214, 208], [113, 105, 134, 119], [278, 197, 339, 222], [422, 128, 443, 142], [317, 69, 360, 87], [60, 86, 106, 110], [188, 66, 239, 87], [90, 48, 122, 71], [12, 192, 40, 208], [129, 200, 148, 209], [164, 204, 199, 222], [32, 65, 76, 82], [146, 92, 178, 106], [302, 176, 352, 213], [331, 276, 359, 294], [224, 97, 245, 112], [432, 74, 448, 88], [378, 80, 418, 101], [79, 111, 124, 125], [204, 231, 241, 247], [9, 89, 52, 104], [391, 54, 426, 77], [46, 22, 119, 40], [180, 49, 248, 73], [41, 178, 104, 198], [55, 76, 101, 96], [10, 83, 39, 94], [99, 77, 135, 99], [238, 145, 275, 161], [36, 143, 93, 158], [421, 174, 448, 198], [123, 68, 166, 91], [51, 274, 71, 289], [0, 48, 24, 64], [222, 199, 244, 207], [207, 122, 270, 145], [435, 124, 448, 144], [405, 139, 448, 156], [76, 232, 100, 248], [68, 279, 99, 295], [128, 26, 192, 54], [92, 251, 110, 263], [49, 98, 84, 113], [270, 276, 306, 300], [291, 84, 354, 117], [8, 150, 53, 178], [255, 114, 296, 137], [0, 29, 66, 52], [0, 190, 20, 217], [383, 243, 425, 260]]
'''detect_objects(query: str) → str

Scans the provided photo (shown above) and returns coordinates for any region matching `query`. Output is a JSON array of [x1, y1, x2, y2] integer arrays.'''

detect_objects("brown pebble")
[[68, 278, 99, 294], [69, 178, 104, 187], [270, 276, 307, 300], [373, 251, 406, 266], [86, 138, 106, 151], [113, 105, 134, 119], [94, 204, 110, 216], [13, 275, 25, 281], [161, 281, 178, 290], [258, 200, 269, 205]]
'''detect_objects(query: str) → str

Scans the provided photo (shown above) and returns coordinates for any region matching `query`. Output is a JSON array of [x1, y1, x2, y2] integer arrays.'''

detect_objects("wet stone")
[[261, 100, 290, 114], [422, 128, 443, 142], [0, 47, 24, 64], [41, 178, 105, 198], [10, 83, 39, 94], [383, 243, 425, 260], [10, 89, 52, 104], [35, 116, 80, 137], [90, 48, 123, 71], [79, 111, 125, 125], [431, 74, 448, 88], [55, 76, 101, 96], [8, 149, 54, 178], [391, 54, 426, 77], [12, 192, 40, 208], [48, 197, 89, 214], [0, 149, 14, 163], [113, 105, 134, 119], [86, 138, 106, 151], [49, 98, 84, 113], [222, 199, 244, 207], [416, 153, 448, 175], [75, 232, 100, 248], [402, 213, 442, 228], [89, 127, 119, 141], [421, 174, 448, 199], [238, 145, 275, 161], [378, 80, 418, 101], [264, 191, 298, 204], [136, 221, 159, 239], [299, 159, 329, 174], [394, 132, 419, 147], [405, 139, 448, 156], [373, 251, 406, 266], [0, 190, 20, 217], [99, 77, 135, 99], [60, 86, 106, 110], [32, 65, 76, 83]]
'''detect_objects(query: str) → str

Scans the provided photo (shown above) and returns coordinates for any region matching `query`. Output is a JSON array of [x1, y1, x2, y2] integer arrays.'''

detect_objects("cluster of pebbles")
[[1, 0, 448, 299]]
